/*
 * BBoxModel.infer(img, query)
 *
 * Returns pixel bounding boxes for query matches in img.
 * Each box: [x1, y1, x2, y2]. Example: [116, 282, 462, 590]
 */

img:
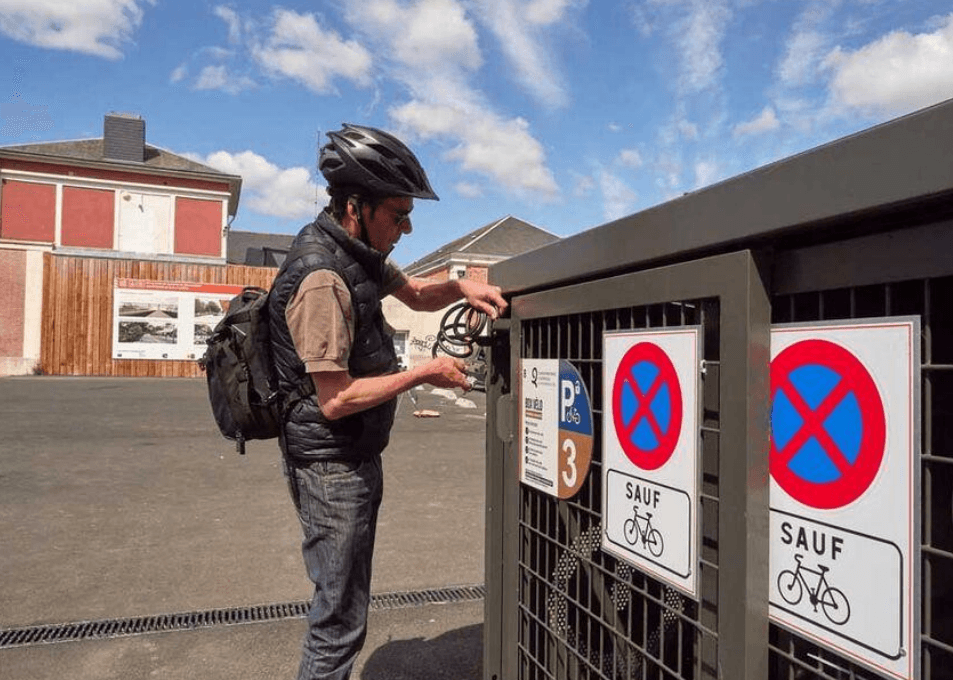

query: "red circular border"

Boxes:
[770, 338, 886, 509]
[612, 342, 683, 471]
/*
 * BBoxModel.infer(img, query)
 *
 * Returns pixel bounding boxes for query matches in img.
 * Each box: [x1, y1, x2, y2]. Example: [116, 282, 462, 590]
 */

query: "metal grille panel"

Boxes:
[769, 276, 953, 680]
[517, 300, 719, 680]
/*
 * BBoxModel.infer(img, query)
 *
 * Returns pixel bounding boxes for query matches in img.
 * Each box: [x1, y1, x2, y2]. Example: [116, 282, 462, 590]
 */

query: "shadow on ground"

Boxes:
[360, 623, 482, 680]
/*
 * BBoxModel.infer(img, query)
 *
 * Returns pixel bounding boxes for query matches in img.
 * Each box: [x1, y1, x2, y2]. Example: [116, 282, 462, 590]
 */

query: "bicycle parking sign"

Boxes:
[769, 319, 920, 680]
[519, 359, 594, 499]
[602, 327, 701, 599]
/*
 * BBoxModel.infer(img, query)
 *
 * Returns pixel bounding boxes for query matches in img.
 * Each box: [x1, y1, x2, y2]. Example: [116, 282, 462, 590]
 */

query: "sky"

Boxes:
[1, 1, 953, 267]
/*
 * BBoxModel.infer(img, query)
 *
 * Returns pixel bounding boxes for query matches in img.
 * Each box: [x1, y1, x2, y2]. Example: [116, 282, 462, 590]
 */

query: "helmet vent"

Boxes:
[373, 144, 398, 160]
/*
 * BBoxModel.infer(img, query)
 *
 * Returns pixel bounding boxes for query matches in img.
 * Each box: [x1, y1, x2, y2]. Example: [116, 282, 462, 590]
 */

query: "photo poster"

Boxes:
[112, 278, 246, 361]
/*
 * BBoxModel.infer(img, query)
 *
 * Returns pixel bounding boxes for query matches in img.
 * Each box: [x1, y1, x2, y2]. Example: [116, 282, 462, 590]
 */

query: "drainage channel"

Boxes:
[0, 583, 485, 649]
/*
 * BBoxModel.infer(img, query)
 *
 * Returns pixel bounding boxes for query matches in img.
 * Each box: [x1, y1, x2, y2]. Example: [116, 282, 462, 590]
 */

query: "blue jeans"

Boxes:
[284, 454, 384, 680]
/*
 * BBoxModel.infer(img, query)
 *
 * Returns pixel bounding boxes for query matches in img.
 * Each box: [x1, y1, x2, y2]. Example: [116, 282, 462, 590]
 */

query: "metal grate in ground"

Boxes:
[0, 583, 485, 649]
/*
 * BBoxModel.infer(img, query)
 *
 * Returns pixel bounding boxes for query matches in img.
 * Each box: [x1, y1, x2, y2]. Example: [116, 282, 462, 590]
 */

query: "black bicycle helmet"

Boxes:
[319, 123, 439, 200]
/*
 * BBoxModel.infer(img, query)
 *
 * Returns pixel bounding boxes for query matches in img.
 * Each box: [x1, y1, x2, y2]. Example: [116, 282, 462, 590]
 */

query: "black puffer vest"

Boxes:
[268, 211, 399, 461]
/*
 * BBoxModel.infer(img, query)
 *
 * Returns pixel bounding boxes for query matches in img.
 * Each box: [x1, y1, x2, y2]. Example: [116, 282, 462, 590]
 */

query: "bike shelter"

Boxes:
[482, 99, 953, 680]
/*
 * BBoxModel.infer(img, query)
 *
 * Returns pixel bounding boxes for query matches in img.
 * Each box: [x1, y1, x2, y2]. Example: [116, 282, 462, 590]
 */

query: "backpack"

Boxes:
[199, 286, 281, 454]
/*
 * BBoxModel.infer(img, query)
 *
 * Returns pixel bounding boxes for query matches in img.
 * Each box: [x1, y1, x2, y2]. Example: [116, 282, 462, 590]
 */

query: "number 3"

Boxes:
[561, 438, 577, 488]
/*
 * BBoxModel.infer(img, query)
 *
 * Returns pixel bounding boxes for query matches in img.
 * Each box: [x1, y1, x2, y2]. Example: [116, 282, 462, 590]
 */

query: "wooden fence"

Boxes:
[40, 253, 276, 377]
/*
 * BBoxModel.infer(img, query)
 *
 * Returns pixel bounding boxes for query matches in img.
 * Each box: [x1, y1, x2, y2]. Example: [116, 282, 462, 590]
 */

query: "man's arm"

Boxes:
[391, 276, 508, 318]
[312, 357, 469, 420]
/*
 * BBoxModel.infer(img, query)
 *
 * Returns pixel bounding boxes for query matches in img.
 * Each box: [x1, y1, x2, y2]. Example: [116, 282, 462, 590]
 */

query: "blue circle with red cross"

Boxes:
[771, 338, 885, 509]
[612, 342, 683, 470]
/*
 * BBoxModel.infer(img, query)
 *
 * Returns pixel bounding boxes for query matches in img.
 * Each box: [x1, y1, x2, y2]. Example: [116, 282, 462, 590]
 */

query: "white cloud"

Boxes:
[470, 0, 571, 109]
[825, 13, 953, 117]
[677, 118, 698, 140]
[193, 65, 255, 94]
[526, 0, 576, 26]
[693, 159, 719, 190]
[350, 0, 480, 74]
[617, 148, 643, 168]
[733, 106, 780, 137]
[776, 1, 836, 88]
[0, 0, 152, 59]
[600, 170, 638, 221]
[214, 5, 242, 44]
[198, 150, 320, 220]
[253, 8, 373, 93]
[654, 152, 683, 196]
[343, 0, 560, 199]
[456, 182, 484, 198]
[391, 101, 558, 197]
[170, 64, 187, 84]
[571, 172, 595, 197]
[672, 0, 732, 94]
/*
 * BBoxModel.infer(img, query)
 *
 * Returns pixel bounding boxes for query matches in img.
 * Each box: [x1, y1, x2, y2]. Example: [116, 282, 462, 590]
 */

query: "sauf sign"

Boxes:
[769, 319, 920, 680]
[601, 328, 702, 599]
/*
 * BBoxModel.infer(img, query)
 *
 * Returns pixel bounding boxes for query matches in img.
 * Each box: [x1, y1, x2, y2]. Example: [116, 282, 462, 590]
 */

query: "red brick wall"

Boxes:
[410, 266, 488, 283]
[0, 249, 25, 356]
[0, 180, 55, 242]
[62, 186, 114, 248]
[419, 270, 448, 283]
[1, 158, 230, 196]
[466, 266, 488, 283]
[174, 197, 222, 256]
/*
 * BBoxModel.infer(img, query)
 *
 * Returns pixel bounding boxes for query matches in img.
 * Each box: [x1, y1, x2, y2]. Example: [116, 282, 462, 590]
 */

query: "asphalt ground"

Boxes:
[0, 376, 488, 680]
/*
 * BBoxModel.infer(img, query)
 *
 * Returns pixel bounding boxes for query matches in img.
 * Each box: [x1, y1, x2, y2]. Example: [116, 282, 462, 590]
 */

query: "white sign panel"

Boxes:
[602, 328, 701, 598]
[769, 318, 919, 680]
[519, 359, 594, 499]
[113, 279, 244, 361]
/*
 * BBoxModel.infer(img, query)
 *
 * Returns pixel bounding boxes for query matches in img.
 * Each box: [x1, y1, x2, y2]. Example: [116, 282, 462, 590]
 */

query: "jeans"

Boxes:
[284, 454, 384, 680]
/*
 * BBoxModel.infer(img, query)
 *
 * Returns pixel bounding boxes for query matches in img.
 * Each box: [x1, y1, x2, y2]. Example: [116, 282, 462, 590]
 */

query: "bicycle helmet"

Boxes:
[319, 123, 439, 200]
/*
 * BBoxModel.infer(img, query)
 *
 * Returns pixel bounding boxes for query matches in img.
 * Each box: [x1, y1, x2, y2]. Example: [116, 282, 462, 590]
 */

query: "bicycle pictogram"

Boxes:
[777, 554, 851, 626]
[623, 505, 664, 558]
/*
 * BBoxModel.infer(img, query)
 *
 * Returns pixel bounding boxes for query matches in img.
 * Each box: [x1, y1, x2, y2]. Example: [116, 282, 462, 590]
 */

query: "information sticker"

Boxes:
[520, 359, 594, 499]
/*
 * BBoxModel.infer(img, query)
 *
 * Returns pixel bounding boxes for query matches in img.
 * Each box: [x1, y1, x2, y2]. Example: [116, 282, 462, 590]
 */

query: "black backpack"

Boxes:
[199, 286, 282, 454]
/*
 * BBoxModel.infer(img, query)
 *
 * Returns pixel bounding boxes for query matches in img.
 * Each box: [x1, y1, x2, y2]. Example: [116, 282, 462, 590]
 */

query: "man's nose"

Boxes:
[401, 218, 413, 235]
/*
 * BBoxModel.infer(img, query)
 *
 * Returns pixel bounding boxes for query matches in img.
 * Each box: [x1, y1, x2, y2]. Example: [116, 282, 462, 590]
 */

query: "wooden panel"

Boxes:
[40, 254, 276, 376]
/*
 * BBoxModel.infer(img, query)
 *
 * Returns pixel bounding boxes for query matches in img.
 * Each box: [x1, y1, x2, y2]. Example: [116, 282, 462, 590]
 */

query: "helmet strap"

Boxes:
[349, 196, 395, 257]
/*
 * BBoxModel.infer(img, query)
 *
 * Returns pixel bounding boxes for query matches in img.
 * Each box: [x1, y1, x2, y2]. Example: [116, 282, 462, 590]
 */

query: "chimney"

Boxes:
[103, 113, 145, 162]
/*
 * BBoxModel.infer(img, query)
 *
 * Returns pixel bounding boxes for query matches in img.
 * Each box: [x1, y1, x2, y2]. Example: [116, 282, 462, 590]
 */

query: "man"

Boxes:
[267, 123, 507, 680]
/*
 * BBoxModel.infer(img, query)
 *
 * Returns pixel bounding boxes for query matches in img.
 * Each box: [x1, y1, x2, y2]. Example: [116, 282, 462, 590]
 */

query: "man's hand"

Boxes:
[420, 356, 471, 390]
[458, 279, 507, 319]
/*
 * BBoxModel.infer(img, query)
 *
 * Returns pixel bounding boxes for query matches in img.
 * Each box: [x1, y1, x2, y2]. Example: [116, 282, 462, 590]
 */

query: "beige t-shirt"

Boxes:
[285, 260, 407, 374]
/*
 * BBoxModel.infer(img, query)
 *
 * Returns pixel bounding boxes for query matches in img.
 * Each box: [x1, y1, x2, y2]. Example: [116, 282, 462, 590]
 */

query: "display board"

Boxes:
[112, 279, 244, 361]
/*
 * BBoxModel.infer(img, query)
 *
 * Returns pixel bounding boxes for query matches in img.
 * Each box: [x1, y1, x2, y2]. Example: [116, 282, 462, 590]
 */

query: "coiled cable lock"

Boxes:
[431, 302, 492, 388]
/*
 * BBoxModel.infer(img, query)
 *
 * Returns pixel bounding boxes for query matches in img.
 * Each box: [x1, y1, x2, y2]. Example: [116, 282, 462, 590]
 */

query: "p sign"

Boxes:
[602, 327, 701, 599]
[769, 318, 919, 680]
[520, 359, 594, 499]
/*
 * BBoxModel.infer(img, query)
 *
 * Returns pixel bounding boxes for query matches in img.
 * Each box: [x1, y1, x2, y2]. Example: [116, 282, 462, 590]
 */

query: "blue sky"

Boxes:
[2, 0, 952, 266]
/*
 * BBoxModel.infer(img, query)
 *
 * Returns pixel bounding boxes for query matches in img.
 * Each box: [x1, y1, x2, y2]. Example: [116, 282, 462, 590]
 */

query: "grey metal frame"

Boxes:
[485, 98, 953, 680]
[485, 250, 771, 680]
[768, 227, 953, 680]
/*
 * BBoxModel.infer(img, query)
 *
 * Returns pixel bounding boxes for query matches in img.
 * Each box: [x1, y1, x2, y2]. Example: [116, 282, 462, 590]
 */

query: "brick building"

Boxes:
[384, 215, 560, 369]
[0, 113, 246, 376]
